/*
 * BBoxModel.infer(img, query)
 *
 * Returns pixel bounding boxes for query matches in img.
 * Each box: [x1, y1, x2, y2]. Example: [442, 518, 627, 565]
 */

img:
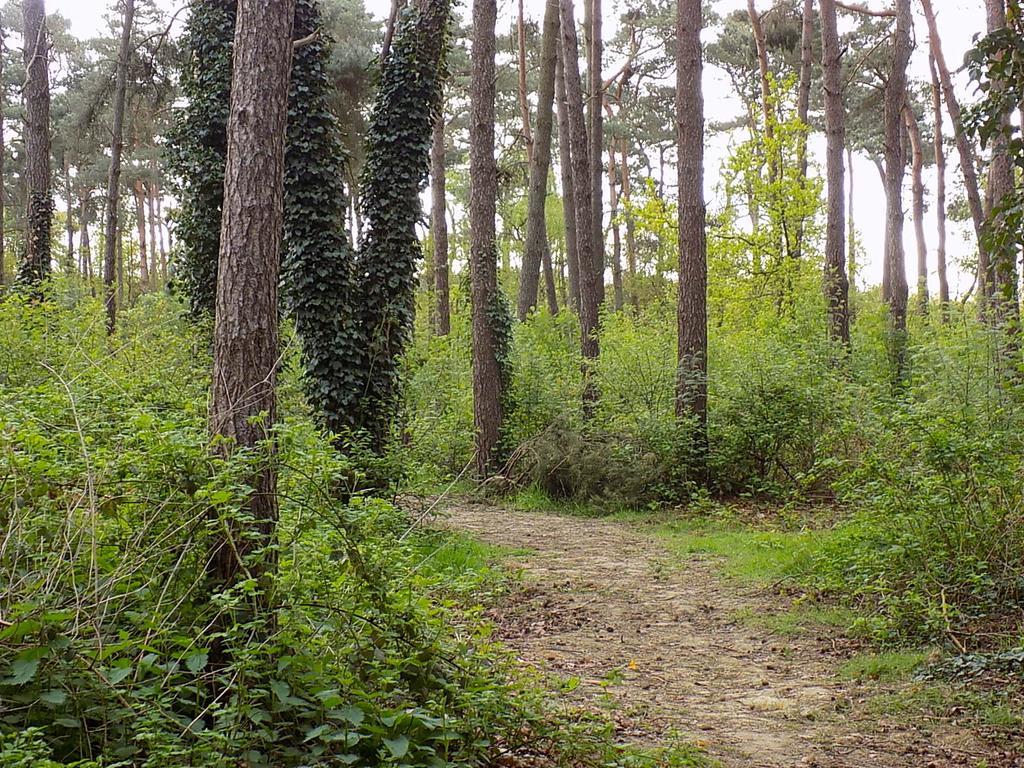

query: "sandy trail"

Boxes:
[434, 499, 998, 768]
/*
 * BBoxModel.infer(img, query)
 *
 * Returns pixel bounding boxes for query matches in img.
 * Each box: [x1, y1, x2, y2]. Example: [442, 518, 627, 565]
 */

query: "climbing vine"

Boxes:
[353, 0, 451, 448]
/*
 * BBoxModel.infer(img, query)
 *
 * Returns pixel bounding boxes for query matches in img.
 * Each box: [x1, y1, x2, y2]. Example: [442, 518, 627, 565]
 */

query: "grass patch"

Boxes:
[735, 604, 858, 637]
[867, 681, 1024, 737]
[838, 650, 931, 682]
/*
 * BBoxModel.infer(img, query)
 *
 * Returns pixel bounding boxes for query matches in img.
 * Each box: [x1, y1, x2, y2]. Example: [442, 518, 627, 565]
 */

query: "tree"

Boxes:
[469, 0, 509, 474]
[928, 53, 949, 319]
[554, 47, 581, 310]
[589, 0, 604, 306]
[208, 0, 294, 590]
[560, 0, 601, 408]
[0, 27, 5, 288]
[903, 104, 928, 315]
[883, 0, 911, 380]
[516, 0, 558, 320]
[431, 111, 451, 335]
[676, 0, 706, 440]
[18, 0, 52, 287]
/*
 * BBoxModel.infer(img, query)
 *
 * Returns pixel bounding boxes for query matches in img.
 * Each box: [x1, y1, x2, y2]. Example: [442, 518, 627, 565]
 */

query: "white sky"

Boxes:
[50, 0, 988, 295]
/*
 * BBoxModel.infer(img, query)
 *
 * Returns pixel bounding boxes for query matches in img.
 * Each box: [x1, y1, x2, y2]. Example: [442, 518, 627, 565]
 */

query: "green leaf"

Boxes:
[39, 689, 67, 705]
[383, 735, 409, 759]
[2, 657, 40, 686]
[270, 679, 290, 703]
[106, 665, 133, 685]
[186, 651, 209, 674]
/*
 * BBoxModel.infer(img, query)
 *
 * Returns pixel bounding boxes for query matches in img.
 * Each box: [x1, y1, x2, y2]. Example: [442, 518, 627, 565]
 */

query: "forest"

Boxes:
[1, 0, 1023, 765]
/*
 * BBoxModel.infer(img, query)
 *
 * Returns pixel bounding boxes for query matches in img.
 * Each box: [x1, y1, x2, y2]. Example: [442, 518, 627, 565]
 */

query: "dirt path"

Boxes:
[435, 500, 999, 768]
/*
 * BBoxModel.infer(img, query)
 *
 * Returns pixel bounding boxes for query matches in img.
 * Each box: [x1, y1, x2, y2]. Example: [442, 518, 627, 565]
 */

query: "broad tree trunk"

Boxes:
[103, 0, 134, 331]
[820, 0, 850, 345]
[589, 0, 604, 306]
[929, 53, 949, 320]
[469, 0, 505, 473]
[921, 0, 987, 311]
[554, 42, 581, 310]
[904, 106, 928, 316]
[883, 0, 912, 381]
[676, 0, 707, 439]
[559, 0, 600, 410]
[209, 0, 294, 591]
[20, 0, 52, 287]
[517, 0, 559, 320]
[134, 178, 149, 290]
[430, 113, 451, 335]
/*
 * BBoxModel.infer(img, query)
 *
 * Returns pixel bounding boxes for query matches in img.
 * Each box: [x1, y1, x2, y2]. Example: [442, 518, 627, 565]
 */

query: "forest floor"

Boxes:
[431, 498, 1021, 768]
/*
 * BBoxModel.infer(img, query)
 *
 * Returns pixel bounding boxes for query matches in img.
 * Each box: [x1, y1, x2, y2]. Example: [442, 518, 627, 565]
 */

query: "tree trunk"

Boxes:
[676, 0, 707, 438]
[820, 0, 850, 345]
[920, 0, 987, 311]
[619, 137, 636, 280]
[904, 105, 928, 315]
[559, 0, 600, 410]
[103, 0, 134, 331]
[154, 179, 167, 281]
[469, 0, 505, 474]
[846, 146, 855, 291]
[430, 112, 451, 335]
[929, 52, 949, 320]
[64, 156, 74, 272]
[516, 0, 533, 160]
[883, 0, 911, 381]
[589, 0, 604, 306]
[517, 0, 559, 320]
[19, 0, 52, 287]
[795, 0, 813, 262]
[747, 0, 776, 181]
[608, 148, 623, 311]
[542, 245, 559, 314]
[80, 196, 91, 283]
[134, 178, 149, 290]
[146, 181, 159, 287]
[985, 0, 1019, 333]
[555, 45, 581, 310]
[209, 0, 294, 591]
[0, 27, 5, 287]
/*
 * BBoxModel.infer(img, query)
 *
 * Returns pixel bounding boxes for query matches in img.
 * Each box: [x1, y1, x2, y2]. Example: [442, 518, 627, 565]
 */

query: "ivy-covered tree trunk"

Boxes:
[883, 0, 911, 382]
[355, 0, 451, 448]
[820, 0, 849, 346]
[469, 0, 508, 474]
[516, 0, 559, 321]
[554, 48, 581, 311]
[559, 0, 600, 411]
[103, 0, 134, 330]
[431, 113, 451, 336]
[929, 54, 950, 321]
[676, 0, 707, 440]
[19, 0, 53, 288]
[209, 0, 294, 591]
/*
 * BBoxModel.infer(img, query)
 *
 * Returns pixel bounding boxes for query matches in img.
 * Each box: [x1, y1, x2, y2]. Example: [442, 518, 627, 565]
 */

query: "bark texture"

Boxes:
[517, 0, 559, 320]
[929, 53, 949, 319]
[20, 0, 52, 287]
[589, 0, 604, 306]
[820, 0, 849, 345]
[208, 0, 295, 588]
[430, 113, 451, 335]
[676, 0, 707, 433]
[904, 106, 928, 315]
[555, 44, 581, 310]
[469, 0, 505, 474]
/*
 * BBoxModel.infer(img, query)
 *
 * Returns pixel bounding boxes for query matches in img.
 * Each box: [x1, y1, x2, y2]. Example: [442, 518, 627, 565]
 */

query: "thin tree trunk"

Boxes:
[920, 0, 987, 311]
[555, 46, 581, 310]
[884, 0, 912, 381]
[846, 146, 855, 290]
[619, 137, 636, 279]
[0, 28, 5, 287]
[63, 155, 74, 272]
[80, 196, 91, 285]
[747, 0, 776, 181]
[208, 0, 294, 592]
[134, 178, 149, 290]
[589, 0, 604, 306]
[904, 106, 928, 315]
[795, 0, 813, 261]
[103, 0, 134, 331]
[542, 244, 559, 314]
[821, 0, 850, 345]
[146, 181, 160, 287]
[560, 0, 600, 411]
[676, 0, 707, 438]
[516, 0, 533, 159]
[608, 147, 623, 311]
[469, 0, 505, 474]
[431, 112, 451, 336]
[929, 52, 949, 320]
[517, 0, 559, 320]
[20, 0, 52, 287]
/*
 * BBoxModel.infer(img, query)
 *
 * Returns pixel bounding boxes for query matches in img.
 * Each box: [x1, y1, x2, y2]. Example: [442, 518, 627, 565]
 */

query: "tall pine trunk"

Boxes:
[517, 0, 559, 320]
[820, 0, 849, 345]
[588, 0, 604, 306]
[20, 0, 52, 287]
[469, 0, 505, 473]
[676, 0, 707, 439]
[904, 106, 928, 316]
[103, 0, 134, 331]
[208, 0, 294, 591]
[929, 53, 949, 320]
[430, 113, 451, 335]
[134, 178, 149, 290]
[555, 45, 581, 310]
